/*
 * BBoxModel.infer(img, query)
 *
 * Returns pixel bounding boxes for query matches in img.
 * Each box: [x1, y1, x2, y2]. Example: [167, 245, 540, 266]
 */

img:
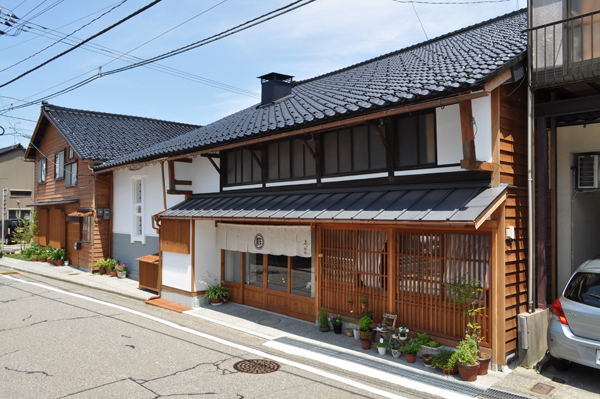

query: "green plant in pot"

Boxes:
[329, 315, 343, 334]
[432, 349, 458, 374]
[374, 338, 389, 356]
[204, 283, 230, 305]
[318, 308, 329, 332]
[403, 340, 422, 363]
[358, 314, 374, 341]
[390, 339, 404, 358]
[454, 335, 480, 381]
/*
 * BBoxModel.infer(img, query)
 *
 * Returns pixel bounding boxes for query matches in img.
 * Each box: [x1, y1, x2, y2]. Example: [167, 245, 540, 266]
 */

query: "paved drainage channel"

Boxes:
[274, 337, 534, 399]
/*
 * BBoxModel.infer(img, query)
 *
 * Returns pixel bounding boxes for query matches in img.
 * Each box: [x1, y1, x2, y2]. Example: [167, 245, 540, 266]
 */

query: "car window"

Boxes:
[564, 272, 600, 309]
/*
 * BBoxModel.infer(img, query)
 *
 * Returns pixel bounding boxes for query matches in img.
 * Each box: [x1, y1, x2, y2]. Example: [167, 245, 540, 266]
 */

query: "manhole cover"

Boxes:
[258, 317, 281, 326]
[0, 272, 21, 276]
[530, 383, 555, 395]
[233, 359, 280, 374]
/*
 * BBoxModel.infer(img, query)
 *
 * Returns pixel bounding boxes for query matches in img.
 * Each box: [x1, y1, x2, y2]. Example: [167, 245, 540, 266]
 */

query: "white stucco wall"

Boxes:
[556, 124, 600, 294]
[194, 220, 220, 291]
[162, 251, 192, 291]
[191, 156, 220, 194]
[435, 104, 463, 165]
[472, 95, 492, 163]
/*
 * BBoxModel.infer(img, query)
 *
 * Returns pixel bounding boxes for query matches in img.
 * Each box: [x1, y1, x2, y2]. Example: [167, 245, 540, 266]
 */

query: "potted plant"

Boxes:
[329, 315, 343, 334]
[454, 335, 480, 381]
[50, 248, 65, 266]
[422, 353, 433, 367]
[347, 294, 353, 304]
[390, 339, 403, 358]
[444, 276, 490, 374]
[317, 308, 329, 332]
[345, 327, 354, 337]
[432, 349, 458, 375]
[403, 340, 422, 363]
[204, 283, 230, 305]
[104, 258, 118, 276]
[414, 332, 442, 357]
[115, 263, 127, 278]
[95, 258, 107, 275]
[358, 314, 374, 341]
[398, 326, 409, 340]
[374, 338, 389, 356]
[360, 295, 368, 309]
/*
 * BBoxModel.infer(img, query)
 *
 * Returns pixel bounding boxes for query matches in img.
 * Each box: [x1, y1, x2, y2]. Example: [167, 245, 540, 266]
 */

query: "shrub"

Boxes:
[318, 309, 329, 328]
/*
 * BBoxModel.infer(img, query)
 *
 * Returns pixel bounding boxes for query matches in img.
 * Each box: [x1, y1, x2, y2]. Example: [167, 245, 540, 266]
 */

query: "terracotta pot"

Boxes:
[457, 360, 480, 382]
[360, 339, 371, 350]
[442, 366, 458, 375]
[99, 267, 107, 275]
[333, 324, 343, 334]
[422, 354, 433, 367]
[56, 260, 63, 266]
[345, 328, 354, 337]
[40, 257, 47, 262]
[211, 297, 223, 305]
[405, 353, 417, 363]
[478, 355, 491, 375]
[359, 330, 373, 341]
[111, 270, 118, 277]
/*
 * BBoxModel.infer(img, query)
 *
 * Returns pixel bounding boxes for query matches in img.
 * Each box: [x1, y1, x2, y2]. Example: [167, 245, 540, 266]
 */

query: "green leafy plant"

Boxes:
[454, 335, 479, 366]
[360, 296, 368, 305]
[318, 308, 329, 328]
[403, 340, 422, 355]
[398, 326, 408, 336]
[432, 349, 456, 370]
[12, 214, 36, 252]
[204, 284, 230, 300]
[390, 339, 404, 350]
[374, 339, 389, 349]
[329, 315, 343, 326]
[358, 314, 374, 332]
[104, 258, 119, 271]
[444, 275, 485, 352]
[115, 263, 128, 272]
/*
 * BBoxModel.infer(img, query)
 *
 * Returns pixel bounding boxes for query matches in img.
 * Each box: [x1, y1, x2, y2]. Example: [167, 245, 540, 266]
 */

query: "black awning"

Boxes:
[160, 183, 507, 228]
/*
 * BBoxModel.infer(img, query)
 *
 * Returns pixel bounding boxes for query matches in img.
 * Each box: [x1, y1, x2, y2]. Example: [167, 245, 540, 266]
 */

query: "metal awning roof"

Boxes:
[160, 183, 507, 229]
[28, 199, 79, 207]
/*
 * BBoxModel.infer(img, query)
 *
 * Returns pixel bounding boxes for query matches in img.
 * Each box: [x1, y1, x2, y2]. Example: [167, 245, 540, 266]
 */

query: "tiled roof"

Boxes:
[36, 104, 201, 161]
[0, 143, 25, 157]
[96, 10, 527, 170]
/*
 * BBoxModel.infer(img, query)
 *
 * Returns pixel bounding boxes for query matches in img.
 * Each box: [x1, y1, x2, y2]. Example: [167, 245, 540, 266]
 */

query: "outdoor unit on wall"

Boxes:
[578, 154, 600, 189]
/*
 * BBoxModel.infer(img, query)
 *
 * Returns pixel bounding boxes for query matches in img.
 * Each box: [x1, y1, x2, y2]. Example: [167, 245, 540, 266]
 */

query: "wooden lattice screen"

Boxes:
[320, 226, 492, 347]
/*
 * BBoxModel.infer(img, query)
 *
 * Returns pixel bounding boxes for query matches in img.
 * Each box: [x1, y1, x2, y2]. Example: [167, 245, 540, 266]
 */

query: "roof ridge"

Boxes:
[42, 103, 200, 128]
[295, 8, 526, 86]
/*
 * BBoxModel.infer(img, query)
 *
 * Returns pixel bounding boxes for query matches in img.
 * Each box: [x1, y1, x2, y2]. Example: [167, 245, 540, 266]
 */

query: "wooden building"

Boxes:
[24, 103, 199, 268]
[95, 11, 529, 366]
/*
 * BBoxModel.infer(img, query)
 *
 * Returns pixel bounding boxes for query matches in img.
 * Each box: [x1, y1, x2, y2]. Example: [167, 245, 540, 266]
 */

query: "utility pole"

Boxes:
[1, 187, 7, 254]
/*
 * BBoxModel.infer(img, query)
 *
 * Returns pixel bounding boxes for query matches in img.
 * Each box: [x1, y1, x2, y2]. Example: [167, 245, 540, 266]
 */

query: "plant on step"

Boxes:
[201, 273, 230, 300]
[454, 335, 479, 366]
[329, 315, 343, 326]
[358, 314, 374, 332]
[318, 308, 329, 328]
[42, 244, 54, 258]
[55, 248, 65, 260]
[414, 332, 440, 348]
[403, 340, 422, 355]
[444, 275, 485, 353]
[104, 258, 119, 272]
[115, 263, 128, 273]
[432, 349, 456, 370]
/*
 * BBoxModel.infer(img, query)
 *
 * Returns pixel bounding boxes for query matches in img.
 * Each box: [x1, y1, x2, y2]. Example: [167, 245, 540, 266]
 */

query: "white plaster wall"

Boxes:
[556, 124, 600, 294]
[113, 163, 185, 237]
[435, 103, 463, 165]
[194, 220, 221, 290]
[191, 156, 220, 194]
[472, 95, 492, 163]
[162, 251, 192, 291]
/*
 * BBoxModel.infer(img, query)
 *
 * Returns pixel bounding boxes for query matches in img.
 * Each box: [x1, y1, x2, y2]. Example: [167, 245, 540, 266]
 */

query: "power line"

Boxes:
[0, 0, 315, 112]
[2, 0, 64, 35]
[0, 0, 164, 88]
[392, 0, 510, 4]
[0, 0, 129, 73]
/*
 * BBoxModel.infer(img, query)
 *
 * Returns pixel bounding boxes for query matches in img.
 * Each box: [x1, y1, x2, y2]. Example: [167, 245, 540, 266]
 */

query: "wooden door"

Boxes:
[66, 221, 79, 267]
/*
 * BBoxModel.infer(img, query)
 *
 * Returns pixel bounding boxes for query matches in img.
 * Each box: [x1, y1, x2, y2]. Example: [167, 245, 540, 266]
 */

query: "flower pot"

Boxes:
[457, 360, 480, 382]
[360, 339, 371, 350]
[353, 329, 361, 340]
[212, 298, 223, 305]
[40, 257, 47, 262]
[391, 349, 402, 358]
[99, 267, 107, 275]
[117, 271, 126, 279]
[405, 353, 417, 363]
[56, 260, 63, 266]
[333, 324, 343, 334]
[442, 366, 458, 375]
[477, 355, 491, 375]
[345, 328, 354, 337]
[377, 346, 387, 355]
[422, 354, 433, 367]
[111, 270, 118, 277]
[319, 326, 330, 332]
[418, 345, 442, 357]
[359, 330, 373, 341]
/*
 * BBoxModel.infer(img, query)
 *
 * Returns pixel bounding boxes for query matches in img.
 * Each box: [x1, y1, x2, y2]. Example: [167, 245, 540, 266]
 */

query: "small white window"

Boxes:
[65, 162, 78, 187]
[37, 158, 47, 183]
[131, 177, 145, 243]
[82, 216, 93, 242]
[55, 150, 65, 179]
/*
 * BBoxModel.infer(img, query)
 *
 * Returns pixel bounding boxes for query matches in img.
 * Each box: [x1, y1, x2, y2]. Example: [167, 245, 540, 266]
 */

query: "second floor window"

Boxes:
[65, 162, 78, 187]
[55, 150, 65, 179]
[396, 111, 436, 168]
[37, 158, 46, 183]
[226, 149, 261, 185]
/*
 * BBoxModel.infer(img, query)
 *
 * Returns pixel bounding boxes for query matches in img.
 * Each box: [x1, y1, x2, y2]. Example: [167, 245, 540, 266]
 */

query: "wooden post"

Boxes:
[491, 88, 501, 187]
[492, 203, 506, 366]
[387, 227, 396, 314]
[459, 100, 477, 162]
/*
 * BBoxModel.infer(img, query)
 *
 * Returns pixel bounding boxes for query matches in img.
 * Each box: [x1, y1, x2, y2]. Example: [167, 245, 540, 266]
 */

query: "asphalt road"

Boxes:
[0, 266, 439, 399]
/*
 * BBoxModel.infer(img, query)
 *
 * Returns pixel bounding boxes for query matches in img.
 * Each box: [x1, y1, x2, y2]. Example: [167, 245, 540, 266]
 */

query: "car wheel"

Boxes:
[550, 355, 572, 371]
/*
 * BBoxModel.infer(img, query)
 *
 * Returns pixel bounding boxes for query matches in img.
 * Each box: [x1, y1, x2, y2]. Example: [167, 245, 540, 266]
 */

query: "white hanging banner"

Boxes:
[217, 223, 311, 258]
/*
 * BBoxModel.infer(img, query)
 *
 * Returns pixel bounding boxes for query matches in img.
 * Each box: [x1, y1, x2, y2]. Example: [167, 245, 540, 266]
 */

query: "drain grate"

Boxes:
[478, 388, 536, 399]
[0, 272, 21, 276]
[530, 383, 555, 395]
[233, 359, 280, 374]
[258, 317, 281, 326]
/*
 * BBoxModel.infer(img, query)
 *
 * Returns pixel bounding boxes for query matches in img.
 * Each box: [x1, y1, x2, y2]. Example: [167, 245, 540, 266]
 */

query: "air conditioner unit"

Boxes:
[578, 154, 599, 189]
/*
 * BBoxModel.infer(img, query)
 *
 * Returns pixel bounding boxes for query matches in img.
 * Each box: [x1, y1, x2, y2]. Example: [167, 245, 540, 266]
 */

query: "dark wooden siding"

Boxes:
[160, 219, 190, 254]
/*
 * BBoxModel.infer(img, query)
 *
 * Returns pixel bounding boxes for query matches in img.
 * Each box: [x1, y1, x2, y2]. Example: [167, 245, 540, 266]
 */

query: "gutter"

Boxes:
[527, 0, 535, 313]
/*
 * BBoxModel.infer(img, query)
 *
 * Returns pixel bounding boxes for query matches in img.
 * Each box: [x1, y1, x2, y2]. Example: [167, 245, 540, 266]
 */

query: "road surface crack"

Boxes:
[5, 366, 52, 376]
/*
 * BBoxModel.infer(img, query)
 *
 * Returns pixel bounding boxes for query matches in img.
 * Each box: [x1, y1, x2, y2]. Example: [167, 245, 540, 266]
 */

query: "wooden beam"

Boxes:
[160, 161, 167, 210]
[371, 124, 388, 151]
[249, 149, 263, 169]
[167, 160, 175, 191]
[167, 189, 193, 195]
[174, 179, 192, 186]
[201, 153, 221, 158]
[491, 88, 501, 187]
[206, 156, 220, 174]
[460, 160, 495, 172]
[491, 202, 506, 366]
[300, 139, 318, 161]
[459, 100, 476, 162]
[174, 158, 193, 163]
[474, 189, 507, 230]
[483, 69, 512, 92]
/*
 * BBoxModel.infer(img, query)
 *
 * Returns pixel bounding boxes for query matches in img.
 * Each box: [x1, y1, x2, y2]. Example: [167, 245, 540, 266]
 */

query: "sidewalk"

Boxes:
[1, 256, 598, 399]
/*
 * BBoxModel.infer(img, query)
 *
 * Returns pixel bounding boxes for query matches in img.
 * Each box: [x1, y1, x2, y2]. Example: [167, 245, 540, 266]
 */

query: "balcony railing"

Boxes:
[531, 9, 600, 88]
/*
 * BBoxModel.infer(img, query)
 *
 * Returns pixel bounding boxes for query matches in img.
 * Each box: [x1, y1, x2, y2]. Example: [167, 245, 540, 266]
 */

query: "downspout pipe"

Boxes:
[527, 0, 535, 314]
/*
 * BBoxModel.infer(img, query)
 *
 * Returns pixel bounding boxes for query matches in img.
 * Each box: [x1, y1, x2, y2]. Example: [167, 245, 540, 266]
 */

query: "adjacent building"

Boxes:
[0, 144, 34, 227]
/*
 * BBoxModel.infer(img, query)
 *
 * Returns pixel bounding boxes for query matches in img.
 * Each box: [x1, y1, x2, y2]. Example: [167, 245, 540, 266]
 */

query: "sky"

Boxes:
[0, 0, 527, 149]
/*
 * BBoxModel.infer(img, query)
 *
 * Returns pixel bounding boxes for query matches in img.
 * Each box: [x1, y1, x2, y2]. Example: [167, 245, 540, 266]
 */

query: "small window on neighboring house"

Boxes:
[9, 190, 32, 197]
[21, 210, 31, 220]
[132, 177, 145, 243]
[68, 147, 74, 159]
[8, 210, 18, 219]
[82, 216, 93, 243]
[65, 161, 78, 187]
[55, 150, 65, 180]
[37, 158, 47, 183]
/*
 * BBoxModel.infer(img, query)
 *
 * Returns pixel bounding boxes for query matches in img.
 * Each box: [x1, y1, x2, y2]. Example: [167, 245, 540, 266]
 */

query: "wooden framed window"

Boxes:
[55, 150, 65, 180]
[131, 177, 145, 243]
[395, 111, 436, 168]
[268, 139, 316, 181]
[65, 161, 78, 187]
[68, 147, 74, 160]
[226, 149, 261, 185]
[322, 125, 386, 176]
[81, 216, 93, 243]
[37, 158, 46, 184]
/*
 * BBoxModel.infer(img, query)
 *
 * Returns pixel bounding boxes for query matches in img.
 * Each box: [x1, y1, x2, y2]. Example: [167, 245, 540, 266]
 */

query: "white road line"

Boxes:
[3, 276, 410, 399]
